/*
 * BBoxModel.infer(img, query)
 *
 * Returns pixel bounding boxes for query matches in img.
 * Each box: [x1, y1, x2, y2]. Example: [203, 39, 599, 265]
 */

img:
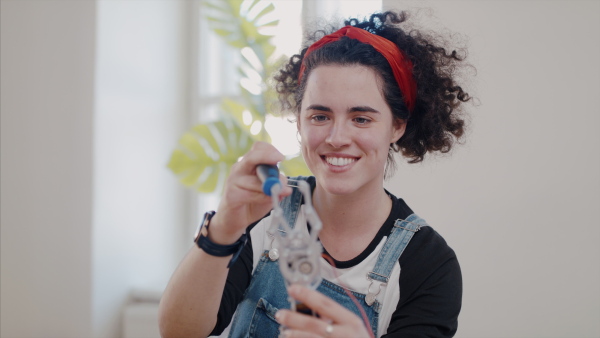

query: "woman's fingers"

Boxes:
[276, 310, 330, 338]
[213, 141, 293, 234]
[279, 174, 293, 198]
[227, 142, 292, 199]
[236, 141, 285, 173]
[276, 285, 372, 338]
[277, 312, 362, 338]
[279, 328, 322, 338]
[287, 285, 359, 325]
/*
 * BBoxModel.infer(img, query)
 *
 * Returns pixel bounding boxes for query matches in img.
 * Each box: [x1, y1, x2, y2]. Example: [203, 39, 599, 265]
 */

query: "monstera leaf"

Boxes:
[204, 0, 278, 60]
[168, 0, 310, 194]
[220, 97, 271, 143]
[168, 117, 254, 192]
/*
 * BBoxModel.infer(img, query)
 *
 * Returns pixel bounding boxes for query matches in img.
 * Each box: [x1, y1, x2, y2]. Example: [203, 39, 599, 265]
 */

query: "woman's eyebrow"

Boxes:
[306, 104, 332, 112]
[305, 104, 380, 113]
[349, 106, 380, 113]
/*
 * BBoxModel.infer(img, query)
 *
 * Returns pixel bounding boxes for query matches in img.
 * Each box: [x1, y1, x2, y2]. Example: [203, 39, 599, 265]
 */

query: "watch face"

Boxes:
[194, 211, 214, 242]
[194, 222, 203, 242]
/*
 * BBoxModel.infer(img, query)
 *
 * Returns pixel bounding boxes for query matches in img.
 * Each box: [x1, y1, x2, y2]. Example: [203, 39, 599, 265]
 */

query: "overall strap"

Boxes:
[367, 213, 426, 283]
[279, 176, 311, 230]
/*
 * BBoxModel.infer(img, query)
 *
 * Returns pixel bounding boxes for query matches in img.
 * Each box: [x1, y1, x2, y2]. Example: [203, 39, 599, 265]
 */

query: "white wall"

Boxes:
[382, 1, 600, 337]
[1, 1, 190, 337]
[93, 1, 189, 337]
[0, 1, 96, 337]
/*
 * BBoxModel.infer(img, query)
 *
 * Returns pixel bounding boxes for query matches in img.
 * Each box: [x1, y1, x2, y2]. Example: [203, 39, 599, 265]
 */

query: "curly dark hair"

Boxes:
[274, 11, 473, 169]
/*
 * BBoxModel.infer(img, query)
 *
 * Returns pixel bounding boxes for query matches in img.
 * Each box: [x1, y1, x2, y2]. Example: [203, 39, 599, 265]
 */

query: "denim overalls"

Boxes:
[227, 177, 425, 338]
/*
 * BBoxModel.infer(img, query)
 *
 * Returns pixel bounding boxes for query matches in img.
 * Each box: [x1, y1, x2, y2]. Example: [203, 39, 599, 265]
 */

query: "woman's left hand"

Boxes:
[275, 284, 374, 338]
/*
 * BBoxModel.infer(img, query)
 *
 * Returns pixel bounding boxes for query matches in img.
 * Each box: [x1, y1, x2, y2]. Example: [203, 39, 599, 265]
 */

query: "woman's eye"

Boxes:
[354, 117, 371, 125]
[311, 115, 328, 122]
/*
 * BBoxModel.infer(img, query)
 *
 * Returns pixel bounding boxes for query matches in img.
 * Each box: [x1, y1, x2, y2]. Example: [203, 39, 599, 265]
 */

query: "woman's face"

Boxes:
[298, 64, 405, 196]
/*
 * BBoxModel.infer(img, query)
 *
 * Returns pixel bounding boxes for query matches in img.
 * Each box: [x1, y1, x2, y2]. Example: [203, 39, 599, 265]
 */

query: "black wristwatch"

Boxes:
[194, 211, 247, 268]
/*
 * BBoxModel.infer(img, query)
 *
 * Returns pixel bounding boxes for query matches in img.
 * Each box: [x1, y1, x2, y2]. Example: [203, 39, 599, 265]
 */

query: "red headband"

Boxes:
[298, 26, 417, 113]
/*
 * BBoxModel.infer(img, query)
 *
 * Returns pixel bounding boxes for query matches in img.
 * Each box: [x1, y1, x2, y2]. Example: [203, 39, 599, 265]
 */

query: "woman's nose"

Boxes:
[325, 121, 351, 148]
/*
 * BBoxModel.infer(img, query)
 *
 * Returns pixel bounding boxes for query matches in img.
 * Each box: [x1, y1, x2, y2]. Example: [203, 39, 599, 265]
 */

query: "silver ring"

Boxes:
[325, 323, 334, 336]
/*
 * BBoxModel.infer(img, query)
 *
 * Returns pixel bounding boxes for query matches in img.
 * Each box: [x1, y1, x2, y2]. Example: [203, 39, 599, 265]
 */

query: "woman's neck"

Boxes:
[312, 180, 393, 260]
[313, 182, 392, 236]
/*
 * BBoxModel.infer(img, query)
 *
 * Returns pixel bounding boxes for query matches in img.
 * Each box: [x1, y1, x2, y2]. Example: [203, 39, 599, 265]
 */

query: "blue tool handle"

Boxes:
[256, 164, 281, 196]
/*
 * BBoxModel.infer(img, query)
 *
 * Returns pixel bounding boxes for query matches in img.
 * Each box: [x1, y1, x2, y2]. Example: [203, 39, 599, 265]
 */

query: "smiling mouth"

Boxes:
[323, 156, 358, 167]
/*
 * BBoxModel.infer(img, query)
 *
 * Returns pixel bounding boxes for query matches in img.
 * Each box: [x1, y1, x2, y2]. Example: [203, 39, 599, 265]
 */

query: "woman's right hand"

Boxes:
[159, 141, 291, 337]
[207, 141, 292, 245]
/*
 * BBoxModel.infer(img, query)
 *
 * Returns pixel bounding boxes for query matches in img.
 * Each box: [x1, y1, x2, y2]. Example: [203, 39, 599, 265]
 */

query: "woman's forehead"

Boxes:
[302, 65, 388, 110]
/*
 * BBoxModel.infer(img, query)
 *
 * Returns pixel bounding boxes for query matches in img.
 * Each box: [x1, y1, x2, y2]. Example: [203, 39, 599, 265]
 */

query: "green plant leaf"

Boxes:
[246, 0, 261, 13]
[239, 89, 265, 121]
[280, 155, 311, 177]
[168, 117, 254, 193]
[205, 15, 229, 24]
[203, 1, 228, 14]
[262, 43, 276, 60]
[240, 19, 259, 40]
[220, 98, 256, 138]
[258, 19, 279, 28]
[230, 0, 244, 13]
[221, 98, 247, 123]
[251, 3, 275, 23]
[170, 0, 310, 193]
[240, 48, 264, 74]
[213, 28, 234, 38]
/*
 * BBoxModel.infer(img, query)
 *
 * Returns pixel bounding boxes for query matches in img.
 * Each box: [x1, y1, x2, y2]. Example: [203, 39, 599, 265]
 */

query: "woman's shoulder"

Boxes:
[386, 192, 459, 279]
[386, 191, 456, 262]
[404, 223, 457, 264]
[397, 219, 461, 303]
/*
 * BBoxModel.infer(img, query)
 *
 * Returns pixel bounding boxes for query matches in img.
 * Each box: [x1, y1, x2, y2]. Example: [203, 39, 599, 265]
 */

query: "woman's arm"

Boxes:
[384, 227, 463, 338]
[157, 142, 291, 337]
[158, 241, 236, 337]
[384, 257, 462, 337]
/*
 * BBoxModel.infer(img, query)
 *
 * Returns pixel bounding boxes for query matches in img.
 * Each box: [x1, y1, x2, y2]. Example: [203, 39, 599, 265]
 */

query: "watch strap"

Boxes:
[195, 211, 248, 268]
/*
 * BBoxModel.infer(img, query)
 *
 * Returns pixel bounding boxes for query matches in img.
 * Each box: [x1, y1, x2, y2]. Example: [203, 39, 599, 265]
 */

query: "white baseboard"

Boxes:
[122, 300, 161, 338]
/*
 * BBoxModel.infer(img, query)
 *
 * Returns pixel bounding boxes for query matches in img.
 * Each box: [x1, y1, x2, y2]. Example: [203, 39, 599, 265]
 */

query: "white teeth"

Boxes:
[326, 157, 356, 166]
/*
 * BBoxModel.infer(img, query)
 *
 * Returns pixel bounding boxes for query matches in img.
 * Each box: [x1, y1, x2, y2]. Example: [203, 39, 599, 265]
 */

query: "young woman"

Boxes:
[159, 11, 471, 338]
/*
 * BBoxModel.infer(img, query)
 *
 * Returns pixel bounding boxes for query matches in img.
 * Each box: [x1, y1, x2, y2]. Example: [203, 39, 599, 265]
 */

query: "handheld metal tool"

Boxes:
[257, 164, 324, 313]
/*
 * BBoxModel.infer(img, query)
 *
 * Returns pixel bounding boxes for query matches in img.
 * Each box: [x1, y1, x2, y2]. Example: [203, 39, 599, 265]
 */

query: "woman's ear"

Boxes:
[391, 118, 407, 143]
